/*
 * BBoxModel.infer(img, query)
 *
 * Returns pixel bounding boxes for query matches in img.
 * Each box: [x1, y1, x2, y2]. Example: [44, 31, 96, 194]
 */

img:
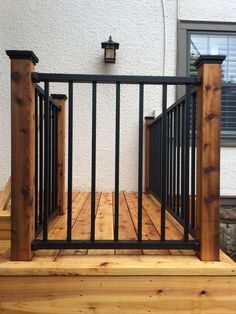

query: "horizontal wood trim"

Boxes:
[0, 275, 235, 314]
[0, 253, 235, 276]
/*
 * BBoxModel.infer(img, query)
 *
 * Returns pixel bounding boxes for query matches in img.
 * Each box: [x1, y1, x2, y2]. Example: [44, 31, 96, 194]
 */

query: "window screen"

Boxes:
[189, 32, 236, 137]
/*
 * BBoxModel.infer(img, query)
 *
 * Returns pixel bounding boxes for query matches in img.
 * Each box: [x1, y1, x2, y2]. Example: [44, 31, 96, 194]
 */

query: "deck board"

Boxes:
[115, 192, 141, 255]
[0, 192, 233, 261]
[88, 192, 114, 255]
[125, 192, 170, 255]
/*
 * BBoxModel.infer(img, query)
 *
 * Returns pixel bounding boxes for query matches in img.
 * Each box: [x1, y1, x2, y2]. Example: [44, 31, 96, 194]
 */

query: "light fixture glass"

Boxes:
[101, 36, 119, 63]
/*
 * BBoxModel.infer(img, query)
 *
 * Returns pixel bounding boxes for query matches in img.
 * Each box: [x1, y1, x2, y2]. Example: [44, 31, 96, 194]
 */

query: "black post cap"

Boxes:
[145, 116, 155, 120]
[51, 94, 67, 101]
[194, 55, 226, 69]
[6, 50, 39, 65]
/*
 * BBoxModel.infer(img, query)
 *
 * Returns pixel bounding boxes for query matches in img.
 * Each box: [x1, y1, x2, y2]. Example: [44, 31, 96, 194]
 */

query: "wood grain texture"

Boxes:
[0, 211, 11, 240]
[0, 177, 11, 211]
[0, 275, 235, 314]
[196, 63, 222, 261]
[10, 59, 36, 261]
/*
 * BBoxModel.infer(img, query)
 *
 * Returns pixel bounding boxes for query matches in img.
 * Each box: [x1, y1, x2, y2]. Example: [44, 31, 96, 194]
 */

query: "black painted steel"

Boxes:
[39, 95, 43, 226]
[35, 90, 39, 232]
[191, 92, 197, 229]
[114, 82, 120, 241]
[180, 102, 185, 220]
[184, 86, 191, 241]
[176, 105, 180, 216]
[67, 82, 73, 241]
[138, 83, 144, 241]
[91, 82, 97, 242]
[161, 84, 167, 241]
[33, 71, 200, 251]
[32, 239, 199, 251]
[173, 108, 177, 213]
[149, 87, 198, 240]
[35, 84, 61, 110]
[34, 83, 61, 237]
[32, 72, 201, 85]
[43, 81, 50, 241]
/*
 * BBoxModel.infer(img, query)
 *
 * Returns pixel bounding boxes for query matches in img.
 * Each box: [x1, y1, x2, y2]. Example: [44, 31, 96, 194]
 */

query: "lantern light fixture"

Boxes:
[101, 36, 119, 63]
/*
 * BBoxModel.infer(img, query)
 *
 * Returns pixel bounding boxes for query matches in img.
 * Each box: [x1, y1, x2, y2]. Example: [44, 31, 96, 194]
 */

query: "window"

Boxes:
[178, 21, 236, 143]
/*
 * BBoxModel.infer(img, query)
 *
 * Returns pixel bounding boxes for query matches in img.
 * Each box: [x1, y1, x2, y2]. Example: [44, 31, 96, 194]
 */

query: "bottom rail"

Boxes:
[32, 239, 199, 251]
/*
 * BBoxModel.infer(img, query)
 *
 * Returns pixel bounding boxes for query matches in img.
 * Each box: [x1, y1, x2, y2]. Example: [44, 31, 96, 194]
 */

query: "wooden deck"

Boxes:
[38, 191, 195, 256]
[0, 192, 236, 313]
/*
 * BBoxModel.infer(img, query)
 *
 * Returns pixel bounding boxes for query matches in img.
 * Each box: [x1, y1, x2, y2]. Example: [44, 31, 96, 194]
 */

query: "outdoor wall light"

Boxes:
[101, 36, 119, 63]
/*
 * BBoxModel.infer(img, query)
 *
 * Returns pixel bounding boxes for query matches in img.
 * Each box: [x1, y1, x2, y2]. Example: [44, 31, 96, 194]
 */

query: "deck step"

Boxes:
[0, 209, 10, 240]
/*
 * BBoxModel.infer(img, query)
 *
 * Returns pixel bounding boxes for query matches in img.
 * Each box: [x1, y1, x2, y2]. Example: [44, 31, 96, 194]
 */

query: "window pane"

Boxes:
[208, 36, 227, 55]
[189, 32, 236, 136]
[190, 34, 208, 55]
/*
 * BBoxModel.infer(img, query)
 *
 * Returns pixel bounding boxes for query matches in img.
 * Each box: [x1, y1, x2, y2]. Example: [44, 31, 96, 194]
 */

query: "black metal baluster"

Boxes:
[67, 81, 73, 241]
[176, 104, 181, 216]
[184, 86, 190, 241]
[52, 106, 56, 213]
[48, 102, 52, 217]
[159, 119, 162, 199]
[39, 95, 43, 226]
[191, 92, 197, 229]
[138, 83, 144, 242]
[91, 82, 97, 242]
[43, 81, 50, 241]
[55, 108, 58, 213]
[173, 108, 177, 212]
[156, 121, 158, 197]
[35, 90, 39, 233]
[166, 114, 169, 206]
[161, 84, 167, 241]
[114, 82, 120, 241]
[170, 111, 173, 210]
[181, 101, 185, 220]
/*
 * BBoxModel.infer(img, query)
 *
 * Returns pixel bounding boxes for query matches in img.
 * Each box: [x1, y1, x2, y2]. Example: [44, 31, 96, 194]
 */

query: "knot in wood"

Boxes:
[205, 113, 216, 121]
[204, 166, 214, 173]
[16, 97, 23, 105]
[11, 72, 20, 81]
[205, 84, 211, 91]
[200, 290, 207, 295]
[205, 195, 213, 203]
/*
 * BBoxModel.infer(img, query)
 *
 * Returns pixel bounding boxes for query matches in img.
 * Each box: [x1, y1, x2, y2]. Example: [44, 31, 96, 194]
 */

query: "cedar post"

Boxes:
[195, 55, 225, 261]
[144, 116, 155, 193]
[6, 50, 39, 261]
[51, 94, 67, 215]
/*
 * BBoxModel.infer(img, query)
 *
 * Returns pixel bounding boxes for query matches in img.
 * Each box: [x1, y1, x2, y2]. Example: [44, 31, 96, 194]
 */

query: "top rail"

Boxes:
[35, 84, 61, 110]
[32, 72, 201, 85]
[149, 87, 197, 126]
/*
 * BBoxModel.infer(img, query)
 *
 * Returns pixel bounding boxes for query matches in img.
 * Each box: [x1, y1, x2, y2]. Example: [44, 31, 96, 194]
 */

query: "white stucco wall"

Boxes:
[0, 0, 236, 195]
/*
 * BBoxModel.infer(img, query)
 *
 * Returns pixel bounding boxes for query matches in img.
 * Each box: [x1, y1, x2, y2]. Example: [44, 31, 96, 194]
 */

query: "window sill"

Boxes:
[221, 138, 236, 147]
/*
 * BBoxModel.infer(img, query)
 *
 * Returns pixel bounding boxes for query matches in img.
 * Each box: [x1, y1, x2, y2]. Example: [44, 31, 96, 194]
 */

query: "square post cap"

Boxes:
[144, 116, 155, 120]
[51, 94, 67, 101]
[6, 50, 39, 65]
[194, 55, 226, 69]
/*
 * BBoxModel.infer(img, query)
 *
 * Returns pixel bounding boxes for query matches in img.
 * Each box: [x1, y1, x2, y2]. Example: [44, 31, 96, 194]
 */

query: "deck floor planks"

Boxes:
[125, 192, 170, 255]
[34, 192, 89, 259]
[141, 193, 195, 255]
[115, 192, 142, 255]
[59, 192, 101, 256]
[1, 192, 198, 258]
[88, 192, 114, 255]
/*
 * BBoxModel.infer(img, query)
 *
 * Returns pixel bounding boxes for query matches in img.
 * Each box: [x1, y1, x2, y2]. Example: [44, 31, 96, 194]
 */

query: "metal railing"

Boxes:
[34, 84, 61, 236]
[31, 73, 200, 251]
[148, 88, 197, 238]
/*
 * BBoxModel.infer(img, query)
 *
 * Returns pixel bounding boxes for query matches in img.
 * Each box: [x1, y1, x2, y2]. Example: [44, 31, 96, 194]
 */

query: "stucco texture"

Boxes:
[0, 0, 235, 195]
